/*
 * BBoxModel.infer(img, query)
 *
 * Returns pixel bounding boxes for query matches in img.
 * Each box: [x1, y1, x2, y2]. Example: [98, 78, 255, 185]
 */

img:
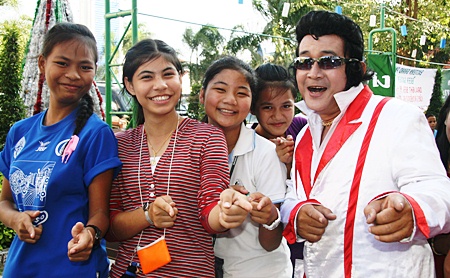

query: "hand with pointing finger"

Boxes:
[248, 192, 276, 225]
[364, 193, 413, 243]
[218, 188, 252, 229]
[67, 222, 94, 261]
[12, 210, 43, 244]
[271, 135, 295, 164]
[297, 204, 336, 243]
[150, 195, 178, 228]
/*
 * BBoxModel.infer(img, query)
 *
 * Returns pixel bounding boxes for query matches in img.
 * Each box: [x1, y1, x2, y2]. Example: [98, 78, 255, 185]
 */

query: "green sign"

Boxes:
[442, 69, 450, 102]
[367, 54, 395, 97]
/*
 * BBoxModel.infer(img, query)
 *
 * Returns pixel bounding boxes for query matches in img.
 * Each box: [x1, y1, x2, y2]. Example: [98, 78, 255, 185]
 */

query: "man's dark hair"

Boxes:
[294, 10, 374, 90]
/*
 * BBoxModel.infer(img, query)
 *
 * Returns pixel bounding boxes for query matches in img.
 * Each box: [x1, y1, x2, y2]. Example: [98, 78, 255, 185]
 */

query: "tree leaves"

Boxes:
[0, 21, 26, 150]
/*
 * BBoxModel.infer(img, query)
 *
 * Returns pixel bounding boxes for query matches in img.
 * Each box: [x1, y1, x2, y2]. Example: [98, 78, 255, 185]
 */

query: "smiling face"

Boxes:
[124, 56, 182, 118]
[253, 87, 295, 139]
[38, 39, 96, 109]
[295, 34, 347, 120]
[200, 69, 252, 133]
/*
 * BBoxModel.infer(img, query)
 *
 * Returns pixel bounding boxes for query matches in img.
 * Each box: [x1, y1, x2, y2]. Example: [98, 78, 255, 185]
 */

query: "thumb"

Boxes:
[168, 201, 176, 217]
[314, 206, 336, 223]
[25, 210, 41, 219]
[256, 196, 271, 211]
[233, 193, 252, 212]
[24, 211, 41, 238]
[393, 199, 405, 212]
[390, 194, 406, 212]
[230, 184, 249, 195]
[71, 222, 85, 238]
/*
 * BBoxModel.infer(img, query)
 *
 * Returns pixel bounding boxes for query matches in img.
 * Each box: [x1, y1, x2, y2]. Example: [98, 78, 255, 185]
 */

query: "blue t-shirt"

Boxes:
[0, 109, 122, 278]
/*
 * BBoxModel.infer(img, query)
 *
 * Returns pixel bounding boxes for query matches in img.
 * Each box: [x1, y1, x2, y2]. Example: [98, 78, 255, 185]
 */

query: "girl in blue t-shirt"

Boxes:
[0, 22, 121, 277]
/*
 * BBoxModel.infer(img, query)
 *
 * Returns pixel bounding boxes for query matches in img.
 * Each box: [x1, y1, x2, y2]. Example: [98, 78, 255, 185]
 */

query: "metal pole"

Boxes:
[104, 0, 138, 128]
[105, 0, 112, 126]
[368, 2, 397, 74]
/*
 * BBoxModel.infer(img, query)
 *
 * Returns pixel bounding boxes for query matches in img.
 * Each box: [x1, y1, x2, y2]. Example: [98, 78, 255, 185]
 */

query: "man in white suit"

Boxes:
[280, 10, 450, 278]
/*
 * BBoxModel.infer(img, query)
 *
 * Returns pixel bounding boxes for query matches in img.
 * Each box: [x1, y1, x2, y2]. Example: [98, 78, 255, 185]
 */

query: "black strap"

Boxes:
[229, 156, 238, 178]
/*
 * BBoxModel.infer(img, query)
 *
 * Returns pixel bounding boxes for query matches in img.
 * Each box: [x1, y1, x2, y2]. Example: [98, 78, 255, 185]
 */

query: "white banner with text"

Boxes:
[395, 64, 437, 111]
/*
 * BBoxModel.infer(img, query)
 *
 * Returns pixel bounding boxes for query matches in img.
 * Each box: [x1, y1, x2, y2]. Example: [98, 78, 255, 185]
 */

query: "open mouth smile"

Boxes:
[151, 95, 170, 101]
[307, 86, 327, 93]
[218, 108, 237, 115]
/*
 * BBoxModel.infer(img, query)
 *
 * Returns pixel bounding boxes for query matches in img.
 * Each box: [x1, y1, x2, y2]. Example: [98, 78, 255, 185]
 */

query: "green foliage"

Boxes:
[430, 47, 450, 66]
[96, 23, 152, 81]
[0, 173, 15, 250]
[336, 0, 450, 66]
[0, 21, 26, 150]
[122, 22, 152, 52]
[224, 27, 263, 67]
[182, 26, 226, 118]
[0, 222, 14, 251]
[182, 25, 225, 83]
[427, 68, 444, 118]
[187, 83, 204, 120]
[0, 0, 18, 6]
[250, 0, 314, 66]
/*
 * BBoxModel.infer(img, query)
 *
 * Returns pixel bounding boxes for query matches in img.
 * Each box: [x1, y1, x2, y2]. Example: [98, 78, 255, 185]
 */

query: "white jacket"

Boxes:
[281, 84, 450, 278]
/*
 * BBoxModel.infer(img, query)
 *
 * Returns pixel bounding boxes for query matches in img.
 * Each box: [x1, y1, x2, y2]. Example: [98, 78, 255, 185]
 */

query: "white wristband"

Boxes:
[143, 203, 154, 226]
[144, 209, 154, 226]
[262, 207, 281, 230]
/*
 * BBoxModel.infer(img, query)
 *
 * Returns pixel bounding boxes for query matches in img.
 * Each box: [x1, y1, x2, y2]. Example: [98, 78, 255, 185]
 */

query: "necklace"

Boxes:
[321, 116, 338, 127]
[147, 116, 180, 166]
[148, 131, 174, 166]
[321, 119, 334, 127]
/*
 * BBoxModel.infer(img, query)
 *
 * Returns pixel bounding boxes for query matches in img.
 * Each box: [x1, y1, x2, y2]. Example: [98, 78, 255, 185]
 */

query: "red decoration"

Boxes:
[33, 73, 45, 115]
[93, 81, 105, 120]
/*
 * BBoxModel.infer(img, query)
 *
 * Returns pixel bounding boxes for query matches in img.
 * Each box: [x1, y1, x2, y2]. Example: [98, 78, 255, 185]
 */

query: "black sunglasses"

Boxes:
[293, 56, 359, 70]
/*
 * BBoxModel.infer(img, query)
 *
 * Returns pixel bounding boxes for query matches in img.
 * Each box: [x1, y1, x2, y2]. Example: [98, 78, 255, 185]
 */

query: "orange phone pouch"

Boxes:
[137, 236, 171, 274]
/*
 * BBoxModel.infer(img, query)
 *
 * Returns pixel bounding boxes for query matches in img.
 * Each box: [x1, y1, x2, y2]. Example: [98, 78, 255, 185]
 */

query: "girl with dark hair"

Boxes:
[0, 22, 122, 277]
[252, 63, 307, 276]
[200, 56, 292, 277]
[252, 63, 307, 169]
[252, 63, 305, 141]
[106, 40, 250, 277]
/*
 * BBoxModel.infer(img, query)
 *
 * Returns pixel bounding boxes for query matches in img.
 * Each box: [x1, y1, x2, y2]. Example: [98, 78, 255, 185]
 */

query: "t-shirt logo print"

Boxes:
[9, 161, 55, 209]
[36, 141, 51, 152]
[13, 136, 26, 159]
[55, 139, 70, 157]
